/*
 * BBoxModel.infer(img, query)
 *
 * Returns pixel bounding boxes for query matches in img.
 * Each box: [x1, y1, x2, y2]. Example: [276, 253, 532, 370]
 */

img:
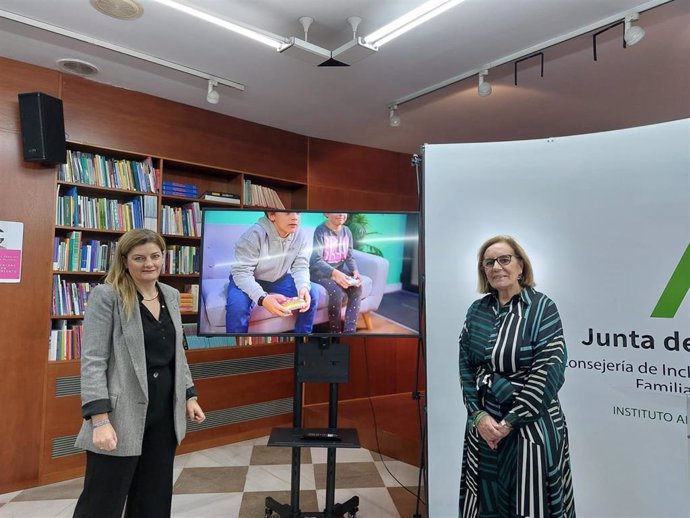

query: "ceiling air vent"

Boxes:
[90, 0, 144, 20]
[56, 59, 100, 77]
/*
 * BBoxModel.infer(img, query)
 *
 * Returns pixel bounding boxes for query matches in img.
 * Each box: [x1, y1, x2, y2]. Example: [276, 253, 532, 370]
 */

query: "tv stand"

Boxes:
[265, 338, 360, 518]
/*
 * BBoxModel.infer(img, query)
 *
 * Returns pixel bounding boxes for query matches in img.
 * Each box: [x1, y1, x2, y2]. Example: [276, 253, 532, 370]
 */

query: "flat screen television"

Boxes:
[198, 209, 420, 338]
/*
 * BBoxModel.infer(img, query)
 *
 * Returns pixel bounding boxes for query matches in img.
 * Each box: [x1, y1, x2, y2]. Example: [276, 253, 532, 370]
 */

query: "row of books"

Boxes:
[49, 321, 82, 361]
[162, 181, 198, 197]
[160, 202, 202, 237]
[162, 245, 199, 275]
[56, 187, 158, 231]
[59, 150, 157, 193]
[52, 276, 97, 316]
[53, 232, 117, 272]
[244, 179, 285, 209]
[180, 284, 199, 312]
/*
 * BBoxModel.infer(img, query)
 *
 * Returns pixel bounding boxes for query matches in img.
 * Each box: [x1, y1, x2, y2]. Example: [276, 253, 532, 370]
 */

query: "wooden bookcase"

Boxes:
[41, 141, 306, 482]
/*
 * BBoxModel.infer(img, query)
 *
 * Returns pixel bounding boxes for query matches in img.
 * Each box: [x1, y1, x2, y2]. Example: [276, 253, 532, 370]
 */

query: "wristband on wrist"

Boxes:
[92, 419, 110, 429]
[257, 294, 266, 307]
[473, 410, 488, 427]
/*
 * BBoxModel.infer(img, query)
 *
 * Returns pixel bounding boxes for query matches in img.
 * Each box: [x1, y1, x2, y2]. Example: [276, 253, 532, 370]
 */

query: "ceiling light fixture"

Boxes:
[331, 16, 377, 65]
[624, 13, 646, 46]
[364, 0, 465, 47]
[152, 0, 287, 49]
[206, 79, 219, 104]
[278, 17, 332, 65]
[388, 1, 666, 116]
[0, 8, 245, 91]
[389, 106, 401, 128]
[477, 69, 492, 97]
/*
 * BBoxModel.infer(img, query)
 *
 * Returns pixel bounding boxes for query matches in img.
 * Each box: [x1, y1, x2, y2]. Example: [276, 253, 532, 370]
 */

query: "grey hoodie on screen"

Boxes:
[230, 216, 311, 304]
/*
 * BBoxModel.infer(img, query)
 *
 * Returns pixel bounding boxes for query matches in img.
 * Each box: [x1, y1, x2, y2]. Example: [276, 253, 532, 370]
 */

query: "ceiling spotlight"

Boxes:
[206, 79, 219, 104]
[477, 69, 492, 97]
[624, 13, 645, 46]
[389, 106, 401, 128]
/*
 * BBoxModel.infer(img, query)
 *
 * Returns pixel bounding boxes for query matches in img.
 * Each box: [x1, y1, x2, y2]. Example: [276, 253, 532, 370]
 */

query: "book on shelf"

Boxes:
[55, 187, 158, 232]
[184, 284, 199, 312]
[59, 150, 157, 193]
[52, 275, 98, 316]
[49, 320, 82, 361]
[201, 191, 241, 204]
[160, 202, 201, 237]
[162, 181, 198, 197]
[163, 245, 199, 275]
[243, 179, 285, 209]
[181, 322, 237, 349]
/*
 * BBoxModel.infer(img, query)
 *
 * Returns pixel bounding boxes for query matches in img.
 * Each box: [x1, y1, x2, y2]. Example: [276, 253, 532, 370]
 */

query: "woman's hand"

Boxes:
[475, 414, 509, 449]
[92, 416, 117, 451]
[186, 398, 206, 423]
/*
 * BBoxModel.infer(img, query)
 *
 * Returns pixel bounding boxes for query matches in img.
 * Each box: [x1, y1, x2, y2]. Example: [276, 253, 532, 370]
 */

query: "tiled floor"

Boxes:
[0, 436, 426, 517]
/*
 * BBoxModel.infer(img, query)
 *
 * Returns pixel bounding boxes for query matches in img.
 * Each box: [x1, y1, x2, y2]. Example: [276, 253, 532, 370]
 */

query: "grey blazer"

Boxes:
[75, 282, 195, 456]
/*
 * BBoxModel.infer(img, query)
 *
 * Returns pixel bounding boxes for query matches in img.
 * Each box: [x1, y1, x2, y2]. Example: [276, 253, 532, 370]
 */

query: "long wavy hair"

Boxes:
[476, 235, 535, 294]
[105, 229, 166, 319]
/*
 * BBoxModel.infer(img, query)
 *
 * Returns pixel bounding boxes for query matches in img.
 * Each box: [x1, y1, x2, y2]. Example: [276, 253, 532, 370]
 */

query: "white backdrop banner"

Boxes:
[424, 119, 690, 518]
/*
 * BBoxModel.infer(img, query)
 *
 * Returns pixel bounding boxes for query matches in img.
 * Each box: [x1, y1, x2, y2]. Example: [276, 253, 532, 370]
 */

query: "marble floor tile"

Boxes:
[0, 499, 76, 518]
[374, 460, 422, 487]
[244, 464, 315, 492]
[316, 487, 399, 518]
[240, 490, 319, 518]
[183, 442, 254, 468]
[310, 445, 374, 464]
[251, 444, 312, 465]
[173, 466, 248, 494]
[0, 491, 21, 504]
[11, 478, 83, 501]
[171, 492, 243, 518]
[0, 490, 22, 504]
[314, 461, 384, 490]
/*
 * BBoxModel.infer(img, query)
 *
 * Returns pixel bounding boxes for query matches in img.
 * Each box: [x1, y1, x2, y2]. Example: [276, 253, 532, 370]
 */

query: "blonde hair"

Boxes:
[105, 229, 166, 319]
[476, 235, 535, 293]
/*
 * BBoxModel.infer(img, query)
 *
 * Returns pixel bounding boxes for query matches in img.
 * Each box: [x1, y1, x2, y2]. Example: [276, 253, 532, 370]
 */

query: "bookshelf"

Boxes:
[48, 142, 309, 364]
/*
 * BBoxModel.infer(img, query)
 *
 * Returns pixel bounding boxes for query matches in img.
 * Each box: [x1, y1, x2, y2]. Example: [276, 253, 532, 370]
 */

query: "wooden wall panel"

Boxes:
[60, 76, 308, 183]
[0, 56, 420, 491]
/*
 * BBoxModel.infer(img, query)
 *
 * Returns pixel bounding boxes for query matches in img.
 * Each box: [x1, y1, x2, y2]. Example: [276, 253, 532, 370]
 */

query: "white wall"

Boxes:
[424, 119, 690, 518]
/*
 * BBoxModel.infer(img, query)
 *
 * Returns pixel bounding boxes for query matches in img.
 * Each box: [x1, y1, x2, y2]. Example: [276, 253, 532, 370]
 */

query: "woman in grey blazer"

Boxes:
[73, 229, 205, 518]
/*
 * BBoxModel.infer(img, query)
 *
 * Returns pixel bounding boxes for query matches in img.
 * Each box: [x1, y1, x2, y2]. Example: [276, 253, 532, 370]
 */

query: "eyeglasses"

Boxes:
[482, 254, 519, 269]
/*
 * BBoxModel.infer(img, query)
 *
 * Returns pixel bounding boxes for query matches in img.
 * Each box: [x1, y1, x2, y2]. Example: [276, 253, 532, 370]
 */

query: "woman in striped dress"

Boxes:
[459, 236, 575, 518]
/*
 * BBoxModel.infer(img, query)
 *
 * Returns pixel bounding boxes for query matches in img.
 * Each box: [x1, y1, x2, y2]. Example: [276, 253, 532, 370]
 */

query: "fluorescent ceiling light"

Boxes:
[152, 0, 287, 49]
[364, 0, 465, 47]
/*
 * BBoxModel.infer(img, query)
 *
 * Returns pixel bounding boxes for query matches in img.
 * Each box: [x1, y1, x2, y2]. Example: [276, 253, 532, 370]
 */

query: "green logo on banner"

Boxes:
[651, 243, 690, 318]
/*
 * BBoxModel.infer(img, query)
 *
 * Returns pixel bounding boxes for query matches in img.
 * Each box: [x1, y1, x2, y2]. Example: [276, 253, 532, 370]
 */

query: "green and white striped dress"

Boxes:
[459, 288, 575, 518]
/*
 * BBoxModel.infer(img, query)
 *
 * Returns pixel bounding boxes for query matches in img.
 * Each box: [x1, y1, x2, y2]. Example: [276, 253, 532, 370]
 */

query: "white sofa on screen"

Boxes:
[199, 223, 389, 335]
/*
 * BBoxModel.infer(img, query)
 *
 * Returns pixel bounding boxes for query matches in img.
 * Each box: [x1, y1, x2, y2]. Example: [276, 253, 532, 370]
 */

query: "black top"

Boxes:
[138, 287, 175, 369]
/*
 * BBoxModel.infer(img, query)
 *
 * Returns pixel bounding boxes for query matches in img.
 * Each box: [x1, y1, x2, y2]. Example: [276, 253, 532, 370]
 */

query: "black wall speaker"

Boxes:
[18, 92, 67, 166]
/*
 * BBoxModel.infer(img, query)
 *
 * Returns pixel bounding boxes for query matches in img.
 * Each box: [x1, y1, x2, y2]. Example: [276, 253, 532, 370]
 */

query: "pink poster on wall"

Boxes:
[0, 221, 23, 283]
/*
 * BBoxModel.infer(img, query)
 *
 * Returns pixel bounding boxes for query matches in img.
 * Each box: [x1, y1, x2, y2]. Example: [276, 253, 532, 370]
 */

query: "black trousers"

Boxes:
[73, 366, 177, 518]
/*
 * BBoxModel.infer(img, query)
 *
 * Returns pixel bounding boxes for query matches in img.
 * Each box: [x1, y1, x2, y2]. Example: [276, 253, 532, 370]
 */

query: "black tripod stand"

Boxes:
[265, 337, 360, 518]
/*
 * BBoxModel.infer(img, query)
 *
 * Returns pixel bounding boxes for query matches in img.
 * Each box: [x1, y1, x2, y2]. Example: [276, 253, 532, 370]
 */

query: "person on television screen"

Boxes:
[73, 229, 205, 518]
[458, 235, 575, 518]
[225, 211, 318, 333]
[310, 213, 362, 333]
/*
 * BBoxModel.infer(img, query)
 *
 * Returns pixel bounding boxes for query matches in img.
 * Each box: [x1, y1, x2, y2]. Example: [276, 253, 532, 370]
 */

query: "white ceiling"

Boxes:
[0, 0, 688, 154]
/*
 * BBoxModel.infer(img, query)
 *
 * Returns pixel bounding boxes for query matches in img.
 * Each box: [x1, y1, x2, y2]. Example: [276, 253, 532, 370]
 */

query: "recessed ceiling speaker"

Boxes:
[90, 0, 144, 20]
[17, 92, 67, 166]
